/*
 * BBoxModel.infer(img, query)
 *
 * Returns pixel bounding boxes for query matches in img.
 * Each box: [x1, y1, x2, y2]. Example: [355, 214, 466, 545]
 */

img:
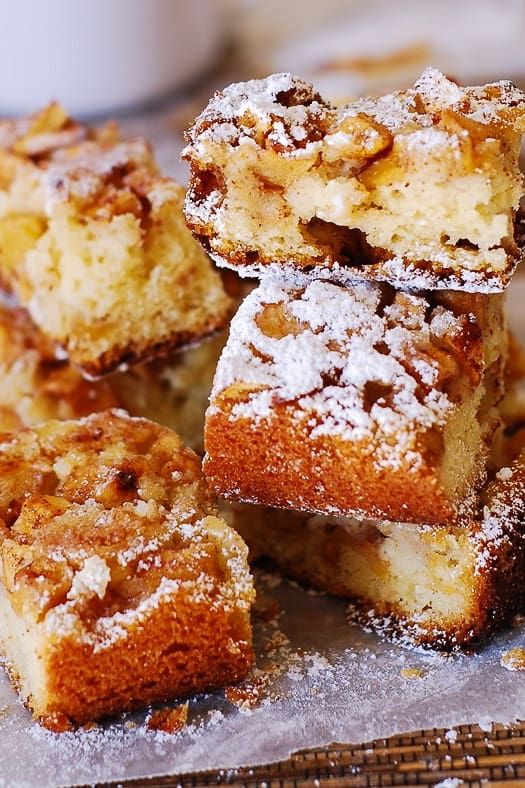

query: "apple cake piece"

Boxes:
[0, 410, 254, 727]
[224, 445, 525, 650]
[183, 68, 525, 292]
[0, 103, 233, 376]
[204, 278, 507, 526]
[0, 303, 120, 432]
[0, 302, 225, 453]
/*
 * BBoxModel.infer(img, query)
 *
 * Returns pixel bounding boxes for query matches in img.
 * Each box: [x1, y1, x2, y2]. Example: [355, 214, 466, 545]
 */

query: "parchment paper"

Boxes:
[0, 280, 524, 788]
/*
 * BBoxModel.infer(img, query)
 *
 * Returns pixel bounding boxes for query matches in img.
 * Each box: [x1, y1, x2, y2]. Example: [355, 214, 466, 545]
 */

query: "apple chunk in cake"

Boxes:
[0, 103, 232, 376]
[183, 68, 525, 292]
[0, 411, 254, 727]
[225, 446, 525, 650]
[204, 279, 506, 526]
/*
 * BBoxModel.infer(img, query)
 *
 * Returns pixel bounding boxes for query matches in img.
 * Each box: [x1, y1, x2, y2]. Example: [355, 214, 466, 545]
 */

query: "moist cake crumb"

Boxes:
[183, 68, 525, 292]
[145, 703, 189, 734]
[500, 647, 525, 671]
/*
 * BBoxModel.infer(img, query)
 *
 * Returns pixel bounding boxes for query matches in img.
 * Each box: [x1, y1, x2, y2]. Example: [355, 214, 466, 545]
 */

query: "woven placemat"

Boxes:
[114, 721, 525, 787]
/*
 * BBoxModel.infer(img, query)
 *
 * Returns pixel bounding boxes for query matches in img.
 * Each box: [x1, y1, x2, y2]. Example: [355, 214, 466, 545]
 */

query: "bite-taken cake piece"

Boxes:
[0, 300, 226, 453]
[0, 103, 232, 376]
[0, 411, 254, 728]
[183, 68, 525, 292]
[205, 279, 507, 527]
[225, 445, 525, 650]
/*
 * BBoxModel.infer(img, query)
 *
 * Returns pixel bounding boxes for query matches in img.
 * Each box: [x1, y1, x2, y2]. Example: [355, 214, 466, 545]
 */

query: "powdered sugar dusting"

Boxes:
[183, 72, 331, 155]
[211, 279, 474, 470]
[68, 556, 110, 602]
[474, 451, 525, 573]
[353, 65, 525, 130]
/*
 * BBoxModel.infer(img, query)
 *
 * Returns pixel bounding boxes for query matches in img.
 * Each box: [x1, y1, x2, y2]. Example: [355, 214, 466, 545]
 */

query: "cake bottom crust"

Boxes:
[73, 320, 231, 380]
[206, 246, 521, 296]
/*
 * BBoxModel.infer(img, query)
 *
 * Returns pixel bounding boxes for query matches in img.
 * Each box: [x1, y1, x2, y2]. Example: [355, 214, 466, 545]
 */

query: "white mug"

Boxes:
[0, 0, 222, 116]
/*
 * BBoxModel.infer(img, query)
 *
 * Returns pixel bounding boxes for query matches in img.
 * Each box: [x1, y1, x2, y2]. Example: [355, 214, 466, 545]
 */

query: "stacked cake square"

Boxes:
[183, 68, 525, 649]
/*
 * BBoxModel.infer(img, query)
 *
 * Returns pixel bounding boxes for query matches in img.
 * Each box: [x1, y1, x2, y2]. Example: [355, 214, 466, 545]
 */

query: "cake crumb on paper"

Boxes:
[500, 646, 525, 671]
[400, 667, 425, 679]
[225, 674, 270, 711]
[146, 703, 189, 734]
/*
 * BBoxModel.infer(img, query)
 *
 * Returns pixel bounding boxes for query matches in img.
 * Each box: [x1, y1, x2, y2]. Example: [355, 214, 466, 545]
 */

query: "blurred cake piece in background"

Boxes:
[0, 303, 119, 432]
[239, 0, 525, 102]
[110, 331, 228, 454]
[0, 302, 225, 454]
[0, 104, 233, 377]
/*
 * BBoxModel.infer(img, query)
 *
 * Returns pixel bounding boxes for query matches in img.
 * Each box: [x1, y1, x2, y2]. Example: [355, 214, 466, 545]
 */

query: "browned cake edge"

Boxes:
[204, 402, 480, 528]
[71, 315, 234, 379]
[0, 586, 253, 727]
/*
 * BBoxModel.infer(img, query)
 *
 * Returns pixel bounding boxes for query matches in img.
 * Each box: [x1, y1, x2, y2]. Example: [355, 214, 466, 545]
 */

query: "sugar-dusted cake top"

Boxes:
[185, 67, 525, 154]
[352, 66, 525, 130]
[186, 72, 333, 153]
[211, 279, 490, 470]
[0, 411, 253, 645]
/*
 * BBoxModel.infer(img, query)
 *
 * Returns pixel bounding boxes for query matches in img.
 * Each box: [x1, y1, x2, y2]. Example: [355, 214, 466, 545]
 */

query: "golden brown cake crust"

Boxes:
[78, 322, 231, 381]
[0, 411, 254, 725]
[208, 406, 461, 525]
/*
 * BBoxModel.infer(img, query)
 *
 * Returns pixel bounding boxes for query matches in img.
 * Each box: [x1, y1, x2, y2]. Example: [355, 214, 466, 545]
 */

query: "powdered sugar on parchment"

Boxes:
[1, 568, 525, 787]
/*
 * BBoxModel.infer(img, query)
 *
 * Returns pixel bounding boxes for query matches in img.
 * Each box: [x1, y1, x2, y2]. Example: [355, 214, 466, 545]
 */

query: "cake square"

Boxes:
[205, 278, 506, 526]
[0, 303, 120, 431]
[0, 411, 254, 727]
[183, 68, 525, 292]
[0, 300, 226, 453]
[0, 104, 233, 376]
[225, 444, 525, 650]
